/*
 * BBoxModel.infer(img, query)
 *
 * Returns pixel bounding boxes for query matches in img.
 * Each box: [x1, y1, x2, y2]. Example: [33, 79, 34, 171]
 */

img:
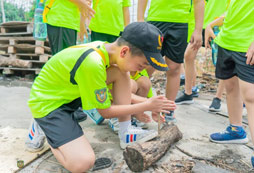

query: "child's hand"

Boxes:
[205, 24, 216, 49]
[246, 41, 254, 65]
[133, 113, 151, 123]
[146, 95, 176, 113]
[151, 112, 165, 123]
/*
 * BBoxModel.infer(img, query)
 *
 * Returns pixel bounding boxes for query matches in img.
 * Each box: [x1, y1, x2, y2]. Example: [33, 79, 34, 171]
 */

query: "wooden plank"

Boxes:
[3, 68, 14, 74]
[0, 67, 41, 74]
[0, 37, 49, 46]
[0, 127, 49, 172]
[1, 44, 51, 54]
[0, 32, 33, 37]
[7, 46, 15, 54]
[0, 21, 30, 26]
[39, 54, 50, 62]
[0, 22, 33, 34]
[1, 53, 51, 61]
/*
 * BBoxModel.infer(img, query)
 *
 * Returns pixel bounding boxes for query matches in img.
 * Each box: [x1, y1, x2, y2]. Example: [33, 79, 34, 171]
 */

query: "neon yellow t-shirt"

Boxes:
[187, 0, 229, 42]
[28, 41, 111, 118]
[89, 0, 131, 36]
[44, 0, 80, 31]
[215, 0, 254, 52]
[203, 0, 230, 28]
[147, 0, 190, 23]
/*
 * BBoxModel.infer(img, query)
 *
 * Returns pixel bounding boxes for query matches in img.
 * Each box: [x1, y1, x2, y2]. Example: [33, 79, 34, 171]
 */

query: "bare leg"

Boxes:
[224, 76, 242, 126]
[184, 44, 199, 95]
[136, 76, 151, 97]
[215, 80, 225, 99]
[239, 78, 254, 144]
[165, 57, 181, 100]
[51, 135, 95, 172]
[106, 66, 131, 122]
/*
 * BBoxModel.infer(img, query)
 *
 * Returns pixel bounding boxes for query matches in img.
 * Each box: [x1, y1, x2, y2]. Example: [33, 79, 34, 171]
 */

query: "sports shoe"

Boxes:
[251, 156, 254, 168]
[119, 125, 158, 149]
[25, 119, 45, 152]
[209, 97, 221, 112]
[180, 74, 185, 86]
[175, 93, 194, 105]
[164, 111, 177, 123]
[85, 108, 104, 125]
[131, 118, 148, 129]
[108, 118, 119, 134]
[209, 125, 248, 144]
[191, 86, 199, 98]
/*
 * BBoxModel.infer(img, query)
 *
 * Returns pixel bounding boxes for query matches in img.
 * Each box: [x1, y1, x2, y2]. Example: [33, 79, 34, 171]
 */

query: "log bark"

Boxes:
[0, 56, 32, 68]
[123, 123, 183, 172]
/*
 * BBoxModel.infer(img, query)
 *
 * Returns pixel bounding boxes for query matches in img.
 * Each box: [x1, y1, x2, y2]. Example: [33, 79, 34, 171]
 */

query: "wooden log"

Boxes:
[0, 56, 32, 68]
[123, 123, 183, 172]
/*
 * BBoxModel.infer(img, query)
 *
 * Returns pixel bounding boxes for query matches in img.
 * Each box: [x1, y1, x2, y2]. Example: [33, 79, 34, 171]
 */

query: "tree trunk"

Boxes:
[1, 0, 5, 23]
[123, 123, 183, 172]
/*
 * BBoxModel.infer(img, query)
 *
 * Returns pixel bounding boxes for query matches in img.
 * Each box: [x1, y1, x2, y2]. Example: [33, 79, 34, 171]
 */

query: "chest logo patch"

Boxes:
[95, 88, 107, 103]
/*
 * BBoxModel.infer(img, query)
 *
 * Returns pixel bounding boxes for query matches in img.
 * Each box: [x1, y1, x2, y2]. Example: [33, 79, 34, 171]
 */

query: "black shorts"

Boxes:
[91, 31, 119, 43]
[47, 24, 77, 55]
[202, 29, 205, 47]
[35, 98, 84, 148]
[148, 21, 188, 63]
[216, 46, 254, 83]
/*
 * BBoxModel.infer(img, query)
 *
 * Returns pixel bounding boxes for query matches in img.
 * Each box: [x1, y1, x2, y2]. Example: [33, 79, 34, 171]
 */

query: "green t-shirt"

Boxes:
[187, 0, 229, 42]
[44, 0, 80, 31]
[147, 0, 190, 23]
[89, 0, 131, 36]
[28, 41, 111, 118]
[203, 0, 230, 28]
[215, 0, 254, 52]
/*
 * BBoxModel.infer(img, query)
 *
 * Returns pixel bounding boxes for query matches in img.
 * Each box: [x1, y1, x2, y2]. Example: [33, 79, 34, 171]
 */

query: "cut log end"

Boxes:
[123, 123, 183, 172]
[123, 147, 144, 172]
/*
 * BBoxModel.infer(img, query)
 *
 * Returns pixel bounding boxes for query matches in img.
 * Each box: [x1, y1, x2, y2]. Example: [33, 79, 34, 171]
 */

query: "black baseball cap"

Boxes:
[120, 22, 168, 71]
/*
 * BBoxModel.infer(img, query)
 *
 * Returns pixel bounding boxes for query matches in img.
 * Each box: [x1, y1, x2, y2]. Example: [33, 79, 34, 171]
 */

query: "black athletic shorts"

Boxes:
[148, 21, 188, 63]
[216, 46, 254, 83]
[91, 31, 119, 43]
[35, 98, 84, 148]
[47, 24, 77, 55]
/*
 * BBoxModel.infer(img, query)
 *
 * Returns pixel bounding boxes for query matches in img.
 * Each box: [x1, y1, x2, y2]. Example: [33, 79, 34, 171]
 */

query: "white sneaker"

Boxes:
[108, 118, 119, 134]
[25, 119, 45, 152]
[119, 125, 158, 149]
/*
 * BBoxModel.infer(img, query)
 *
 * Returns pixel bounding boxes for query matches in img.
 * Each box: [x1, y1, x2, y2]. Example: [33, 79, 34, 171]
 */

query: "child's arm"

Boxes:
[246, 41, 254, 65]
[137, 0, 148, 22]
[190, 0, 205, 50]
[69, 0, 95, 18]
[123, 6, 130, 27]
[97, 95, 176, 119]
[131, 94, 148, 104]
[205, 16, 224, 49]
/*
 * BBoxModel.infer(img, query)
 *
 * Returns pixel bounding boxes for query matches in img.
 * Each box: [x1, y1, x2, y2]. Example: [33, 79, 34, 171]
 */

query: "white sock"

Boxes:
[119, 120, 131, 139]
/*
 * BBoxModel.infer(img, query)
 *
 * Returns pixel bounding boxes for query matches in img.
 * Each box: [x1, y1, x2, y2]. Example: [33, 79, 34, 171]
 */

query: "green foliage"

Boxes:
[0, 1, 35, 23]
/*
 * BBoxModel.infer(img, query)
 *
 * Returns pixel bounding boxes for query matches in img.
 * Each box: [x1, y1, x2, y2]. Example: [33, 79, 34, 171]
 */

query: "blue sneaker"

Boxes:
[251, 156, 254, 168]
[210, 125, 248, 144]
[191, 86, 199, 97]
[164, 111, 177, 123]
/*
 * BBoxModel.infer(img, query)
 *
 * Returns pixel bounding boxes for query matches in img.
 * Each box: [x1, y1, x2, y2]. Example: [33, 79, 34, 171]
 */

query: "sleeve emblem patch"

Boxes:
[95, 88, 107, 103]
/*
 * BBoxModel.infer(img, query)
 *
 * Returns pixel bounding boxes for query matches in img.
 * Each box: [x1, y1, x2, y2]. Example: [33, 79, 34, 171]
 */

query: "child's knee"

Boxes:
[67, 153, 95, 172]
[224, 80, 237, 94]
[137, 77, 151, 92]
[243, 94, 254, 104]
